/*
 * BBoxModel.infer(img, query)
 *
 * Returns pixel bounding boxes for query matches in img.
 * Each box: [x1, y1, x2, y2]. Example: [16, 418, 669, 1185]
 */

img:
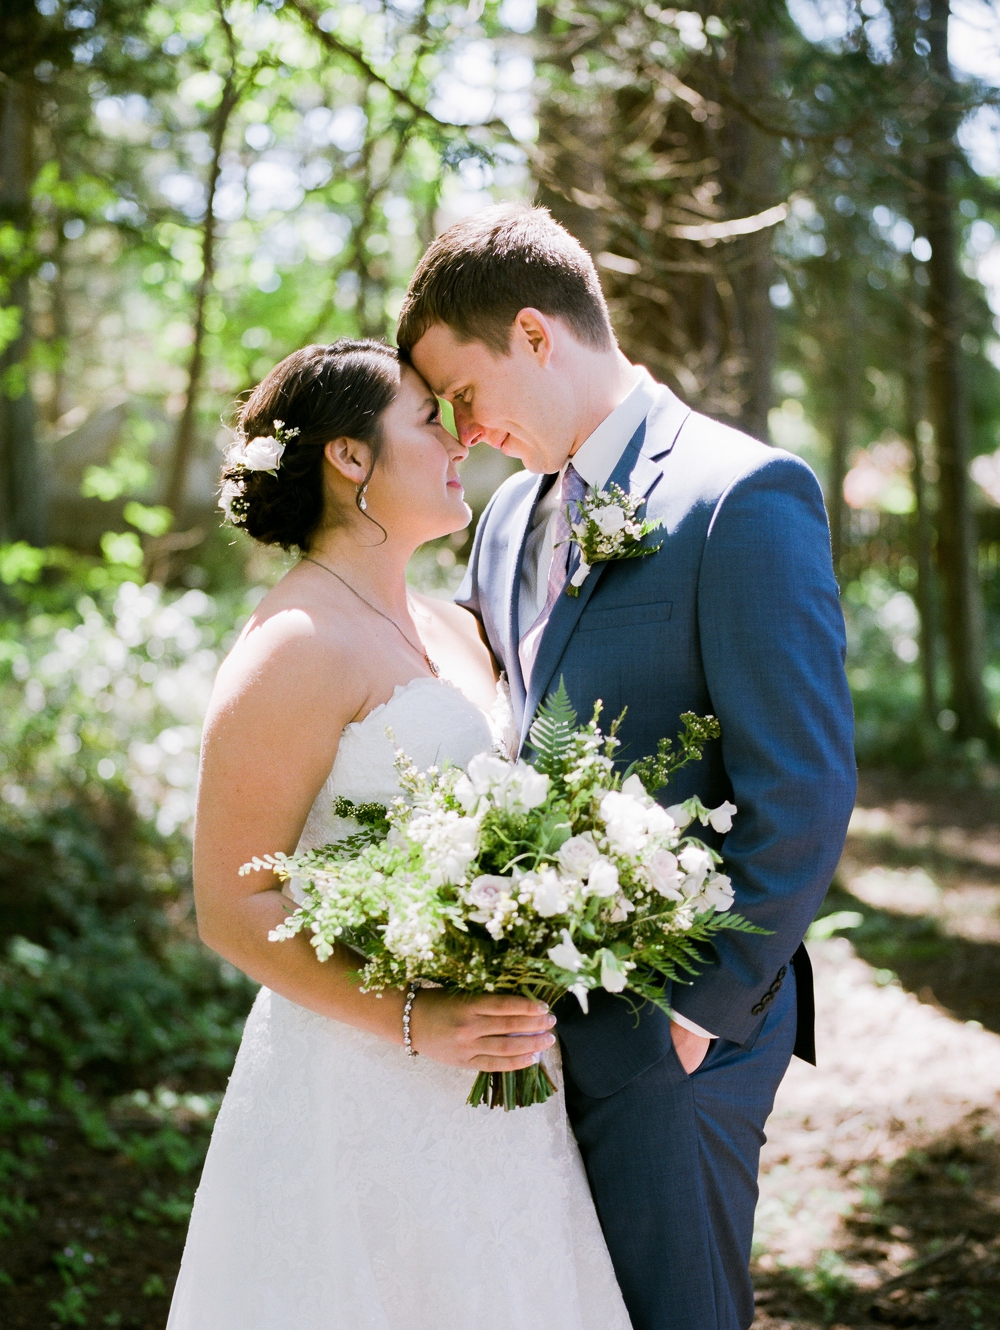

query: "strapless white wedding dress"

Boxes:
[166, 676, 632, 1330]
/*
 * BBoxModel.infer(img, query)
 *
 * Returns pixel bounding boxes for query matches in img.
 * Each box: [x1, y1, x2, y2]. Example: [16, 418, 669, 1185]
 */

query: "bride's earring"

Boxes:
[357, 483, 368, 511]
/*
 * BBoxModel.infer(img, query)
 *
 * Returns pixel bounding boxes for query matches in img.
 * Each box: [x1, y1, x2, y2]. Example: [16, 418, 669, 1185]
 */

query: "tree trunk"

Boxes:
[902, 267, 938, 723]
[719, 26, 781, 441]
[164, 76, 238, 519]
[923, 0, 995, 743]
[0, 79, 45, 545]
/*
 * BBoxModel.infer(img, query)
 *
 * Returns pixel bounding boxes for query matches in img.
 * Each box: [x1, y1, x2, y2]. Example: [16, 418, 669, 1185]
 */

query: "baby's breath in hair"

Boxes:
[219, 419, 300, 527]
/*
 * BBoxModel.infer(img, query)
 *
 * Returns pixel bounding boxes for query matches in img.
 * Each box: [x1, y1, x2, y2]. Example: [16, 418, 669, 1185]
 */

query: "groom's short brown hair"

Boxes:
[396, 203, 614, 357]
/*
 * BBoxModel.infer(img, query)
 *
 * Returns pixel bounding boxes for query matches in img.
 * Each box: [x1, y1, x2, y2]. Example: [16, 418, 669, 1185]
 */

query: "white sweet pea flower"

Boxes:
[700, 873, 734, 912]
[707, 800, 737, 834]
[599, 790, 650, 856]
[678, 844, 713, 894]
[570, 560, 591, 588]
[609, 892, 635, 923]
[646, 849, 684, 899]
[497, 762, 550, 814]
[666, 803, 694, 831]
[645, 802, 676, 837]
[530, 867, 570, 918]
[548, 929, 585, 973]
[621, 773, 651, 801]
[452, 773, 478, 813]
[466, 752, 511, 796]
[557, 832, 600, 879]
[584, 856, 620, 898]
[592, 504, 627, 536]
[409, 809, 480, 887]
[242, 435, 285, 472]
[569, 982, 590, 1013]
[599, 949, 631, 993]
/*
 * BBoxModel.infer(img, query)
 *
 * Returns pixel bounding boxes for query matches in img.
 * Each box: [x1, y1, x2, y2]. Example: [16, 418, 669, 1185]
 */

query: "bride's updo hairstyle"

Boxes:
[221, 340, 400, 552]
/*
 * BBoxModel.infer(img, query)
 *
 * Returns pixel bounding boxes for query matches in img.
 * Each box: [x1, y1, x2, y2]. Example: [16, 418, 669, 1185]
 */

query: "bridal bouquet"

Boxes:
[247, 683, 760, 1110]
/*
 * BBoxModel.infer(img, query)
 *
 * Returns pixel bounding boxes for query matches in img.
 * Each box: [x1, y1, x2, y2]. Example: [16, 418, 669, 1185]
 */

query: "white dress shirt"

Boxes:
[516, 365, 715, 1044]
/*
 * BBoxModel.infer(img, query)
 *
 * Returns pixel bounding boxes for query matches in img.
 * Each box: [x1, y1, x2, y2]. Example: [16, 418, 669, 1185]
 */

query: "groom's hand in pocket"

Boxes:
[669, 1021, 711, 1074]
[409, 992, 556, 1070]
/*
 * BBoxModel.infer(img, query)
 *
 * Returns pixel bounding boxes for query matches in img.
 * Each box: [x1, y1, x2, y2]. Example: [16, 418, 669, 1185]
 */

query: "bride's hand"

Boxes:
[408, 991, 556, 1070]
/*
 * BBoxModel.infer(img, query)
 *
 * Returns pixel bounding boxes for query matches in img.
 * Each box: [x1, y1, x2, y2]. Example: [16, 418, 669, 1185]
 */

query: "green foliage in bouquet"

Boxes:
[248, 681, 763, 1110]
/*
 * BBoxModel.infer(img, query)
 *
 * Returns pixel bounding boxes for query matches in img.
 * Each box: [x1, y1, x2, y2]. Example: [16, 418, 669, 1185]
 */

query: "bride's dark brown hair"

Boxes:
[225, 340, 400, 552]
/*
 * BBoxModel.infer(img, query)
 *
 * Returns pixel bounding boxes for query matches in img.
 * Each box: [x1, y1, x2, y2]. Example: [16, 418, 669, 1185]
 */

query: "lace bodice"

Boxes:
[295, 676, 496, 868]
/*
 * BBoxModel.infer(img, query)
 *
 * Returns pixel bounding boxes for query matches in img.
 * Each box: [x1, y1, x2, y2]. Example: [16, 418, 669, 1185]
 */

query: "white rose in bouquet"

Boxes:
[599, 789, 651, 856]
[646, 849, 684, 899]
[557, 832, 600, 879]
[466, 874, 513, 919]
[408, 809, 479, 887]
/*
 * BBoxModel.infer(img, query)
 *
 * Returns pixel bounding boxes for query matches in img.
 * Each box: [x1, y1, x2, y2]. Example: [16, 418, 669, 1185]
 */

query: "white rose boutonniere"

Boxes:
[563, 482, 663, 596]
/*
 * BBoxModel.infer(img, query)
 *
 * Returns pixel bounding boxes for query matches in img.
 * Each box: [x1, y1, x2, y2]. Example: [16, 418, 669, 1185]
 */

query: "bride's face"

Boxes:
[370, 365, 471, 543]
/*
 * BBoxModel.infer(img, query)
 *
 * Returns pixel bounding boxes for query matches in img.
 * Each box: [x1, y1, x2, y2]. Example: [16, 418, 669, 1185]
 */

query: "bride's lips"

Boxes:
[447, 478, 464, 491]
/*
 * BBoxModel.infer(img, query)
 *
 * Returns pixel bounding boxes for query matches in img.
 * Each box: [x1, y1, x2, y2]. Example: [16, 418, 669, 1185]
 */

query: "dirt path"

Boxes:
[753, 776, 1000, 1328]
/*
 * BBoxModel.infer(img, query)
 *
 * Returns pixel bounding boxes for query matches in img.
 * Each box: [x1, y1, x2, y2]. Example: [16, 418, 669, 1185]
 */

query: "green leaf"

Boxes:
[527, 677, 578, 778]
[123, 503, 174, 538]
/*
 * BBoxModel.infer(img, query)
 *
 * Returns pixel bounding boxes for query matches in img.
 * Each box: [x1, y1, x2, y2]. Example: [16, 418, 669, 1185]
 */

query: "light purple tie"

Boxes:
[519, 463, 588, 682]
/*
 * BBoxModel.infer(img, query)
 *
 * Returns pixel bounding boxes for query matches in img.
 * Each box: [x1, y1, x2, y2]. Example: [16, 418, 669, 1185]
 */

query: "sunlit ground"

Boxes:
[752, 777, 1000, 1329]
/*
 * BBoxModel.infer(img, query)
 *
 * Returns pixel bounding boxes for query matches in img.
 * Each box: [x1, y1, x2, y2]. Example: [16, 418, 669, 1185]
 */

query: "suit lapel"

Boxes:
[502, 472, 551, 717]
[519, 418, 668, 748]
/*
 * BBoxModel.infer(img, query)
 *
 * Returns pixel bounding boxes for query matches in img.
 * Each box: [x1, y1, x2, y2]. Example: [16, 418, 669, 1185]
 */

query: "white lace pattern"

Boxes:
[166, 676, 632, 1330]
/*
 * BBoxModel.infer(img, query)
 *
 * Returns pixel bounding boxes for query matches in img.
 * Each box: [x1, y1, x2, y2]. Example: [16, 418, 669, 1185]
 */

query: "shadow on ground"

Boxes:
[818, 881, 1000, 1035]
[753, 1111, 1000, 1328]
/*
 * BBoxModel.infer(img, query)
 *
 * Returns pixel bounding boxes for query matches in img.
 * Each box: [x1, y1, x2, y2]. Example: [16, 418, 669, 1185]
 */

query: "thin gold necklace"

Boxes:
[302, 556, 441, 678]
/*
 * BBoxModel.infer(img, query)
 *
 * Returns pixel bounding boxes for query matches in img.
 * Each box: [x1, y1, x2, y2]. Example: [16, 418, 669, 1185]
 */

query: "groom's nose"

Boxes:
[453, 401, 485, 448]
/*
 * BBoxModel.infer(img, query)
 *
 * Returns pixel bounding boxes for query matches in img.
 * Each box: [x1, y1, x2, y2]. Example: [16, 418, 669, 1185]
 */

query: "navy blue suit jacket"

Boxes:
[457, 383, 856, 1097]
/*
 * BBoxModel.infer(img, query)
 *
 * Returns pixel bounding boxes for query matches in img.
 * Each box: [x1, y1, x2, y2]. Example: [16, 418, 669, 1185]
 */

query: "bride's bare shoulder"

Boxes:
[210, 578, 365, 723]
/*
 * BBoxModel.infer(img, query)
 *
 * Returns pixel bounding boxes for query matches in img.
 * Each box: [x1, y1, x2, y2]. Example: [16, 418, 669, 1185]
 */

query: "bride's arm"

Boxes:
[193, 607, 554, 1069]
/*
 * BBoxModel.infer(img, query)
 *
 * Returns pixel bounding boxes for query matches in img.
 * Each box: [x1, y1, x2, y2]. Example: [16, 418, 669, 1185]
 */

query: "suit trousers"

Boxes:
[562, 972, 798, 1330]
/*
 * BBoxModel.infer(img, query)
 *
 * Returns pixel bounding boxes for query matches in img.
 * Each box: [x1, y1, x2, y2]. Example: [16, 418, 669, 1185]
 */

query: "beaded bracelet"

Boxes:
[402, 983, 419, 1057]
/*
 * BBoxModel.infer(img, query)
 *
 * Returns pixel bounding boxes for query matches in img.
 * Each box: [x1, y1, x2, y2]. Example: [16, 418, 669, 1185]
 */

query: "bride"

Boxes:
[166, 339, 632, 1330]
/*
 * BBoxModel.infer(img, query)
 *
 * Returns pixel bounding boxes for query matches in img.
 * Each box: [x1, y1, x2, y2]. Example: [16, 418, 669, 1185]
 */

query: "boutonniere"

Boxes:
[563, 483, 662, 596]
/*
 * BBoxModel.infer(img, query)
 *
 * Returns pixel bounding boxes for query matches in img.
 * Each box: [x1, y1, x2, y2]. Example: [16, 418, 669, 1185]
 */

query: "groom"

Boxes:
[397, 204, 856, 1330]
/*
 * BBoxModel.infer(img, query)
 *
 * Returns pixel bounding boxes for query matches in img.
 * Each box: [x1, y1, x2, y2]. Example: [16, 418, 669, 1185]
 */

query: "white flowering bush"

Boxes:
[251, 682, 761, 1110]
[0, 581, 233, 836]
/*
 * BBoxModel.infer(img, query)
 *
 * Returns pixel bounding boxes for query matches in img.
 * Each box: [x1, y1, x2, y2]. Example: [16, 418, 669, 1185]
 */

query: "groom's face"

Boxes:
[409, 318, 571, 475]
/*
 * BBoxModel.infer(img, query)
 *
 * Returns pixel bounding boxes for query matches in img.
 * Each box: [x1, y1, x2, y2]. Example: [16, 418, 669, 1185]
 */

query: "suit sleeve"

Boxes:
[668, 454, 857, 1046]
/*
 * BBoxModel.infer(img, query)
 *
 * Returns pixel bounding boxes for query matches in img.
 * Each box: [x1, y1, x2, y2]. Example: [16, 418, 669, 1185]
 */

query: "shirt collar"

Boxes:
[568, 366, 658, 490]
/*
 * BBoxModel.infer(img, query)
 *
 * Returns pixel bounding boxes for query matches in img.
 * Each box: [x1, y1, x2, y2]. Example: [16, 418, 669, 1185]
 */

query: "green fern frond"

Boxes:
[527, 678, 579, 777]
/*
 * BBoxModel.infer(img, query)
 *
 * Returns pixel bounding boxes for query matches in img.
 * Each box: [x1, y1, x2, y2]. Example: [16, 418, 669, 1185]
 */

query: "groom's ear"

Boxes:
[512, 308, 555, 367]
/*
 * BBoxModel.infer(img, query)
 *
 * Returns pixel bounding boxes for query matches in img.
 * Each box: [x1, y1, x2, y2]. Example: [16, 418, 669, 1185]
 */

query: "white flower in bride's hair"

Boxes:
[242, 434, 285, 472]
[218, 477, 245, 522]
[707, 800, 737, 834]
[592, 504, 627, 537]
[548, 929, 585, 973]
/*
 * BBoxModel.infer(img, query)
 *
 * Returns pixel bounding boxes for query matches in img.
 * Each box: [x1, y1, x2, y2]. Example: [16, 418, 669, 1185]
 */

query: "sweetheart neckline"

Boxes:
[341, 674, 472, 739]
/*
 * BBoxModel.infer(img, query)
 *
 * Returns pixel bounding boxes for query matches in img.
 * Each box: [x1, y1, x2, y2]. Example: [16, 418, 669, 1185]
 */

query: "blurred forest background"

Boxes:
[2, 1, 1000, 1327]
